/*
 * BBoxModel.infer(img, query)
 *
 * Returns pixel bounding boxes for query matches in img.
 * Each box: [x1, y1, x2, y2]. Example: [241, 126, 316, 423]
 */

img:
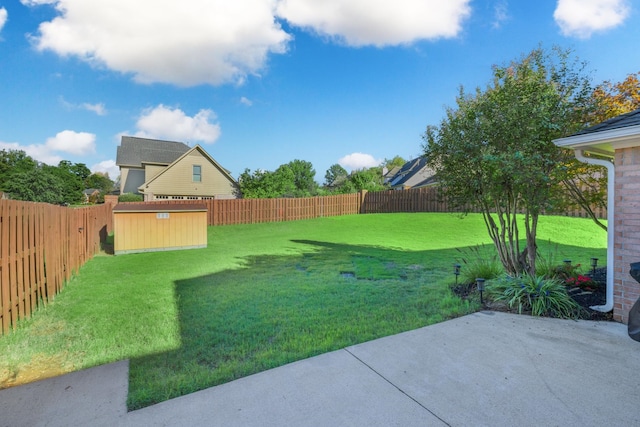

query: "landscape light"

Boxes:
[563, 259, 572, 266]
[454, 264, 461, 285]
[476, 278, 486, 304]
[590, 258, 599, 275]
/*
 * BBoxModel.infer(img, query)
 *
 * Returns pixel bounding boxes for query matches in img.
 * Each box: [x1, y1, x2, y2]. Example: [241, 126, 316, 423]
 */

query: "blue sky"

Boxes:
[0, 0, 638, 182]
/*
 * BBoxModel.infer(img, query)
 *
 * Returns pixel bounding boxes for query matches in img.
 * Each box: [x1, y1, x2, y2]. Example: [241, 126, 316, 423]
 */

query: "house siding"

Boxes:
[145, 164, 166, 182]
[141, 150, 238, 198]
[121, 167, 145, 194]
[614, 147, 640, 323]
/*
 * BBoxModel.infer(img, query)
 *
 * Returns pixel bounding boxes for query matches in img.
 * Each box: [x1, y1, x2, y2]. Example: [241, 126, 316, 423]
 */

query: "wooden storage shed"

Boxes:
[113, 203, 207, 255]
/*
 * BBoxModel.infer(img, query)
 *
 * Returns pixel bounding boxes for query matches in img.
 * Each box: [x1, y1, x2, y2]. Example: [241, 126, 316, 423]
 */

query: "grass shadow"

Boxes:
[127, 240, 478, 409]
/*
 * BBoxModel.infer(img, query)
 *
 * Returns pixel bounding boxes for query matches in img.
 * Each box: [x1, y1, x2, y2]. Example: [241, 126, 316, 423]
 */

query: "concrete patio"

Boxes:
[1, 311, 638, 426]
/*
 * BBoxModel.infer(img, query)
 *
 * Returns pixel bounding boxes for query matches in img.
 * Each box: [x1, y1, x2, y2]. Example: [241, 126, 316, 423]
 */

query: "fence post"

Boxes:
[359, 190, 368, 214]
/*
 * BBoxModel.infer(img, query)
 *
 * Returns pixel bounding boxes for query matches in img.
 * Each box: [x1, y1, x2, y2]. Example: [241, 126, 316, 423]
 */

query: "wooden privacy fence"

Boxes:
[0, 201, 112, 334]
[361, 187, 607, 219]
[128, 192, 364, 226]
[123, 187, 606, 226]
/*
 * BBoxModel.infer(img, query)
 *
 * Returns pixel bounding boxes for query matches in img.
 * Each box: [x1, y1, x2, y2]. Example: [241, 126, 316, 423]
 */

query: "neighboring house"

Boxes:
[116, 136, 239, 201]
[389, 157, 436, 190]
[382, 166, 401, 184]
[554, 108, 640, 325]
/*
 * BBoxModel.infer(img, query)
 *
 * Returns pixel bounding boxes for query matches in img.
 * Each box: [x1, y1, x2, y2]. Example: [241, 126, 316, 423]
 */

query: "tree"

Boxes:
[86, 172, 115, 193]
[277, 159, 318, 197]
[324, 164, 348, 187]
[423, 47, 592, 276]
[45, 163, 84, 204]
[0, 149, 37, 190]
[239, 160, 318, 198]
[382, 156, 406, 170]
[4, 168, 67, 204]
[58, 160, 91, 183]
[239, 167, 294, 198]
[589, 71, 640, 124]
[348, 167, 386, 192]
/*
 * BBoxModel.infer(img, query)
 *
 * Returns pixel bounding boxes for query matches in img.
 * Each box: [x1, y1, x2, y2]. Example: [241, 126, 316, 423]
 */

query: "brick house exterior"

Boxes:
[555, 109, 640, 324]
[614, 147, 640, 322]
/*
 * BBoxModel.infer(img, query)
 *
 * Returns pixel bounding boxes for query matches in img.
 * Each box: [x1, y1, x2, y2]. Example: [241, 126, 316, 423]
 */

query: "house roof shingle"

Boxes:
[390, 157, 434, 188]
[574, 109, 640, 136]
[116, 136, 191, 167]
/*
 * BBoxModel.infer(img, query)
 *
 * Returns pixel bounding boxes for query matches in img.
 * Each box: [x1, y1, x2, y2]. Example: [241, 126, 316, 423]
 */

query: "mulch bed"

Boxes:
[453, 267, 613, 321]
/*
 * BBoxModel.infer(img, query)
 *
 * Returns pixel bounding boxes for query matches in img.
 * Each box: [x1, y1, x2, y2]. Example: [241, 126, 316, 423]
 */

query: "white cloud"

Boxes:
[45, 130, 96, 155]
[60, 97, 107, 115]
[0, 8, 7, 33]
[240, 96, 253, 107]
[134, 105, 221, 144]
[493, 1, 510, 29]
[91, 159, 119, 179]
[276, 0, 472, 46]
[24, 0, 290, 86]
[554, 0, 630, 38]
[82, 102, 106, 116]
[0, 131, 97, 166]
[0, 141, 63, 165]
[338, 152, 381, 171]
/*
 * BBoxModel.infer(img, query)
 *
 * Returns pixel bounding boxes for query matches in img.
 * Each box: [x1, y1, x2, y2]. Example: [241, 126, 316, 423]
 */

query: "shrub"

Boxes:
[535, 243, 560, 278]
[486, 274, 582, 319]
[456, 245, 504, 286]
[118, 193, 143, 202]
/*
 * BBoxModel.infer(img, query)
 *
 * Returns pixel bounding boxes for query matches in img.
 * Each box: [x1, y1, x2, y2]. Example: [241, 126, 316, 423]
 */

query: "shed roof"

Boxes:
[113, 203, 207, 213]
[116, 136, 191, 167]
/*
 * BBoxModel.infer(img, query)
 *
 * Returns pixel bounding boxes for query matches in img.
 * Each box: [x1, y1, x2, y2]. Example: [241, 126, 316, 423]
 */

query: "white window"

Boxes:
[193, 165, 202, 182]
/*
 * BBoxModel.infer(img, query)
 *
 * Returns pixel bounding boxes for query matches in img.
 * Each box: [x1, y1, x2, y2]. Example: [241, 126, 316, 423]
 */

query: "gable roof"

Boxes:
[390, 157, 434, 188]
[116, 136, 191, 167]
[383, 165, 401, 183]
[138, 144, 238, 192]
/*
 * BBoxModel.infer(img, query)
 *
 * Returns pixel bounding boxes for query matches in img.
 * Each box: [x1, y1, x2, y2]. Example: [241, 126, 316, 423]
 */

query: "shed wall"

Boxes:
[114, 210, 207, 254]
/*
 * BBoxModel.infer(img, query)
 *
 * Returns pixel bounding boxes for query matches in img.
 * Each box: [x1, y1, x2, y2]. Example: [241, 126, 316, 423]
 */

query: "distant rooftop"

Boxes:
[116, 136, 190, 167]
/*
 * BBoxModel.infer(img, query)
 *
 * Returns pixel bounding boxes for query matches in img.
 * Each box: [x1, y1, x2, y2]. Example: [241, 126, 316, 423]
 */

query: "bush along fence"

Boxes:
[0, 200, 112, 334]
[1, 186, 605, 334]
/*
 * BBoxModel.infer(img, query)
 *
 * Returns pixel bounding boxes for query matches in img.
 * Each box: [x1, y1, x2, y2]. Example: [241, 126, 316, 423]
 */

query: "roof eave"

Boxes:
[553, 124, 640, 158]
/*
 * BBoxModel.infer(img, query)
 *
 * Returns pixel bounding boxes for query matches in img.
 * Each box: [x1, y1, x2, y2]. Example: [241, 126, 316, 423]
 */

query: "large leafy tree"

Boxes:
[86, 172, 115, 193]
[5, 168, 67, 204]
[423, 47, 592, 276]
[324, 163, 348, 187]
[0, 150, 85, 204]
[0, 149, 37, 189]
[589, 71, 640, 123]
[239, 159, 318, 199]
[277, 159, 318, 197]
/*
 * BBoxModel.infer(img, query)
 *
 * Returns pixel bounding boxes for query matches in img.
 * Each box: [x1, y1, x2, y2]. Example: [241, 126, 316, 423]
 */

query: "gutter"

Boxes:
[574, 150, 614, 312]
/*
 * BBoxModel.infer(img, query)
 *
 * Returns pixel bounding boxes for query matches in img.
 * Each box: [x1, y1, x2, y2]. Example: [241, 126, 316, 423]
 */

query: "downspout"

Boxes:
[574, 150, 614, 312]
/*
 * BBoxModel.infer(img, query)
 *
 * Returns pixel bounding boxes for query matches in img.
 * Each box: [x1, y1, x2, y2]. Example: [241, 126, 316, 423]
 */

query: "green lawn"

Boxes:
[0, 213, 607, 409]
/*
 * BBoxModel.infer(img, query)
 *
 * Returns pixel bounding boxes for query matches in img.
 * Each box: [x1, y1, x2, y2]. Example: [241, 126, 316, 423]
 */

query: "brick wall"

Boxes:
[614, 147, 640, 323]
